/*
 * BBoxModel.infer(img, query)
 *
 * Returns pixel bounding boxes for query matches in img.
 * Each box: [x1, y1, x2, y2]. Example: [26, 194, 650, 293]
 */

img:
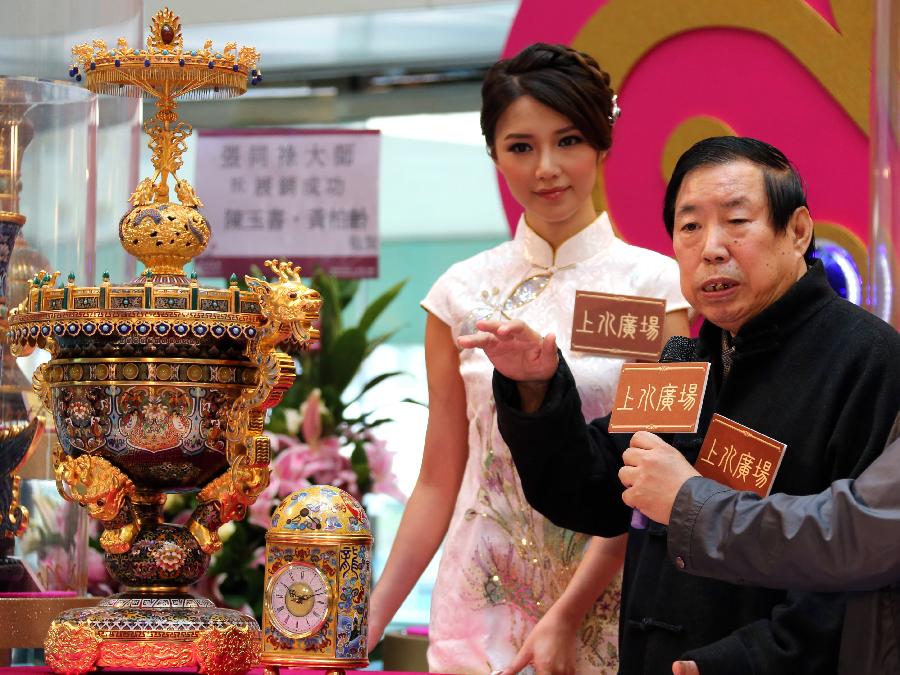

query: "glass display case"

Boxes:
[870, 0, 900, 326]
[0, 1, 143, 600]
[0, 0, 142, 284]
[0, 77, 98, 595]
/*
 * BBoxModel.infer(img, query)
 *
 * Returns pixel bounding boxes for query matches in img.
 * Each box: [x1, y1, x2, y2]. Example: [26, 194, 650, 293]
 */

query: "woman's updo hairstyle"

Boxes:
[480, 43, 619, 155]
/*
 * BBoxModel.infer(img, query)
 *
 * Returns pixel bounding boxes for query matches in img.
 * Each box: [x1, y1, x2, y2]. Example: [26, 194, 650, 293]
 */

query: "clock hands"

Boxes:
[287, 586, 327, 604]
[287, 588, 307, 604]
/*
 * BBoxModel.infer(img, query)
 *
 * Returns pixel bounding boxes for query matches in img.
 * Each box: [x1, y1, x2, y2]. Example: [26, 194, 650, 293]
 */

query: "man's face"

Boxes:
[672, 160, 810, 335]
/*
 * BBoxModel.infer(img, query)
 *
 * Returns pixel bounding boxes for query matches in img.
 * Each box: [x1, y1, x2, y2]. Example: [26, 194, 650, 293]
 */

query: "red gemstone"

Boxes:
[161, 24, 174, 44]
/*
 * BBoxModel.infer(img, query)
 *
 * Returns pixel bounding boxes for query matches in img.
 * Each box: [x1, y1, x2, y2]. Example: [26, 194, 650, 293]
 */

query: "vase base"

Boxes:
[44, 593, 260, 675]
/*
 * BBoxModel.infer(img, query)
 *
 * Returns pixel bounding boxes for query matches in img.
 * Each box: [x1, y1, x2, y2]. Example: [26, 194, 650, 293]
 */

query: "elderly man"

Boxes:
[618, 420, 900, 674]
[460, 137, 900, 674]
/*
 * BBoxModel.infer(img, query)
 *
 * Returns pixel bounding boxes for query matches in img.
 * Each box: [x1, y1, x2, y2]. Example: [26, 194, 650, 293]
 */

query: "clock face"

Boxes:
[267, 562, 332, 638]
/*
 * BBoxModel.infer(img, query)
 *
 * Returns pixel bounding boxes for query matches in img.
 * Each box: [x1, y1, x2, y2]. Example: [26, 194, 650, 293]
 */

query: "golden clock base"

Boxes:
[44, 594, 261, 675]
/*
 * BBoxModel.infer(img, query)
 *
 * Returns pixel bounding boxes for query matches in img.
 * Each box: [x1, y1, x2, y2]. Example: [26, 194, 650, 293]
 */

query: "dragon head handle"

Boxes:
[244, 259, 322, 345]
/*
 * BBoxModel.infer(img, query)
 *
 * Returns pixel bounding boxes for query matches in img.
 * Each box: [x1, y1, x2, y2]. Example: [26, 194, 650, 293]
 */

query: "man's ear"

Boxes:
[788, 206, 814, 254]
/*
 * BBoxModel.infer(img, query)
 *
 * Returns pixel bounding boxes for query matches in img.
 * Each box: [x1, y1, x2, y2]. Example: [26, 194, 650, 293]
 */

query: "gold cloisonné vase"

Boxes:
[6, 9, 321, 675]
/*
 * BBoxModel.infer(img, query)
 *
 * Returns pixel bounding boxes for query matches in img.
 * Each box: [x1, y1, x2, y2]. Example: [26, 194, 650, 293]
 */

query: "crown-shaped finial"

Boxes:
[264, 260, 304, 283]
[69, 8, 261, 99]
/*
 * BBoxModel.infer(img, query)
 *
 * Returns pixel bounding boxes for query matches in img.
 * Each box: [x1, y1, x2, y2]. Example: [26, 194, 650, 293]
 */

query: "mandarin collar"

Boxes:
[514, 211, 616, 271]
[698, 260, 836, 359]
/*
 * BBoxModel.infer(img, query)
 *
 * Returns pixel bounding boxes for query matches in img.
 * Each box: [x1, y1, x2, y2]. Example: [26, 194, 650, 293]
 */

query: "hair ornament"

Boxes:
[609, 94, 622, 126]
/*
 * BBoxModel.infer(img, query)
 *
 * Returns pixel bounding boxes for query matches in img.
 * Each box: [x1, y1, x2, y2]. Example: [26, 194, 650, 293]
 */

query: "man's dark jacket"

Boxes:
[494, 263, 900, 674]
[668, 415, 900, 675]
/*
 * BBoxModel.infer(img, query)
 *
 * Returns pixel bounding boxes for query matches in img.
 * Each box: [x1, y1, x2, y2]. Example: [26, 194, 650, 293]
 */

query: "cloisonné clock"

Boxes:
[261, 485, 372, 675]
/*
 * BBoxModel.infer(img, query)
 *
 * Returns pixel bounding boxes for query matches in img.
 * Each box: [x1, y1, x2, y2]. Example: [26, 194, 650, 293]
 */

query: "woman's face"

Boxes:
[492, 95, 603, 234]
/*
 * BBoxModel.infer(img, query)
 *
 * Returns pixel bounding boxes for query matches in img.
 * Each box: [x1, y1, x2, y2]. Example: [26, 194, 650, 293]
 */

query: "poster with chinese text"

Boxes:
[194, 129, 380, 279]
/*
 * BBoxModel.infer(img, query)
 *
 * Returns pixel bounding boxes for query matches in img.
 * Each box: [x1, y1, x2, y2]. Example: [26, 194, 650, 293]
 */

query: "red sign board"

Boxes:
[608, 362, 710, 433]
[570, 291, 667, 360]
[694, 414, 786, 497]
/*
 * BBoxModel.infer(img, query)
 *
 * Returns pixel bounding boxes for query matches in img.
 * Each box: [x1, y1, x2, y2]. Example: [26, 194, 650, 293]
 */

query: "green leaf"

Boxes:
[364, 328, 401, 358]
[321, 327, 368, 395]
[350, 441, 373, 494]
[358, 280, 407, 335]
[313, 272, 344, 351]
[346, 371, 406, 405]
[338, 278, 360, 308]
[266, 408, 290, 434]
[401, 397, 428, 408]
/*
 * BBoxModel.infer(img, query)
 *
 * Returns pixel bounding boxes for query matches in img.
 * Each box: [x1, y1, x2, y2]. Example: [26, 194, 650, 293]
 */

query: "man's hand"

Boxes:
[618, 431, 700, 524]
[458, 319, 558, 383]
[673, 660, 700, 675]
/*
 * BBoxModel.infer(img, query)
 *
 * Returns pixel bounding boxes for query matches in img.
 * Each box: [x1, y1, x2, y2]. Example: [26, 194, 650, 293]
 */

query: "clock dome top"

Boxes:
[270, 485, 371, 537]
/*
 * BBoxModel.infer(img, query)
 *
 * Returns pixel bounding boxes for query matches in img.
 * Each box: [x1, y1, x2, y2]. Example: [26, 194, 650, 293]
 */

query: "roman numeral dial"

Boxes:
[266, 562, 332, 638]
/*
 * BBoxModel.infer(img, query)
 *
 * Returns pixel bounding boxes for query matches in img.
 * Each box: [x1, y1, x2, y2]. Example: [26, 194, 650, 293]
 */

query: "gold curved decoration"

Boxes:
[573, 0, 869, 131]
[661, 116, 737, 181]
[31, 362, 51, 409]
[227, 259, 321, 454]
[0, 211, 25, 226]
[575, 0, 870, 216]
[190, 453, 270, 555]
[1, 417, 44, 539]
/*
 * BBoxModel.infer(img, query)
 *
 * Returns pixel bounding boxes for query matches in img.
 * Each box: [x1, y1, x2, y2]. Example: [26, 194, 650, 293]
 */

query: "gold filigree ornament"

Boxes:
[68, 6, 260, 278]
[44, 599, 262, 675]
[44, 622, 102, 675]
[195, 623, 263, 675]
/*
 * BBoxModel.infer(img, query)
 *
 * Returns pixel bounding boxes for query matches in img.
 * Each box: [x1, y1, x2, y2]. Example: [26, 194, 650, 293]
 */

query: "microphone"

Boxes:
[629, 336, 696, 530]
[660, 335, 695, 363]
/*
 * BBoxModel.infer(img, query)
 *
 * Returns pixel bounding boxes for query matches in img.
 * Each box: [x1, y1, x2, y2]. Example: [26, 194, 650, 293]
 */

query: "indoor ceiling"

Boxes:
[141, 0, 518, 125]
[144, 0, 517, 80]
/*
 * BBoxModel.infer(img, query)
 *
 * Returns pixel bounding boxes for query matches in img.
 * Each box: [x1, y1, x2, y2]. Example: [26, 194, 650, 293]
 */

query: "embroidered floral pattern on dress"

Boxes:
[460, 268, 569, 337]
[460, 405, 620, 670]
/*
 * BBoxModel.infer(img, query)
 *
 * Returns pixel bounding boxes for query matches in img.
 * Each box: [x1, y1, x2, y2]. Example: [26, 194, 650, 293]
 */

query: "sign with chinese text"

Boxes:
[194, 129, 380, 279]
[570, 291, 667, 360]
[608, 362, 709, 433]
[694, 414, 786, 497]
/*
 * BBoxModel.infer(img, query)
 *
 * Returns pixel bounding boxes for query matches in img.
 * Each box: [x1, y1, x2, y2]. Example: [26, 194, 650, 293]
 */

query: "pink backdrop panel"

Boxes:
[604, 27, 867, 254]
[499, 0, 867, 262]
